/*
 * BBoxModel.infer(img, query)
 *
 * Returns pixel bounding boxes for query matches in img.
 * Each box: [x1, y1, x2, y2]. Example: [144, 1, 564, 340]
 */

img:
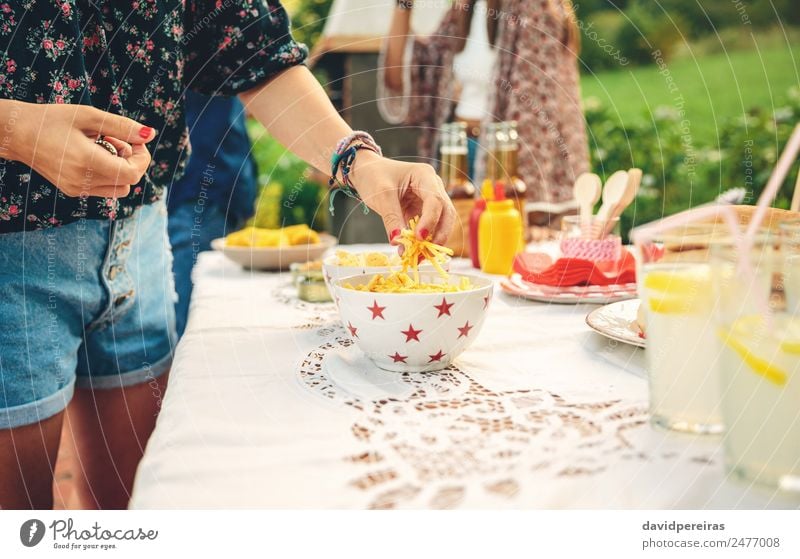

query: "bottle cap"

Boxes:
[494, 181, 506, 201]
[480, 179, 494, 201]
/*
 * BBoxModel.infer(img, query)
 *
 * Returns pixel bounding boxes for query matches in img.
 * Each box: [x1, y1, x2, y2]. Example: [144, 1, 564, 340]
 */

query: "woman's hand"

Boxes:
[1, 100, 155, 198]
[349, 150, 456, 245]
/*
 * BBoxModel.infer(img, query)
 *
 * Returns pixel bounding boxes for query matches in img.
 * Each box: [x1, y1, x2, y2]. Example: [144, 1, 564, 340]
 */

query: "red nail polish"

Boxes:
[418, 227, 429, 240]
[139, 126, 153, 139]
[389, 228, 400, 241]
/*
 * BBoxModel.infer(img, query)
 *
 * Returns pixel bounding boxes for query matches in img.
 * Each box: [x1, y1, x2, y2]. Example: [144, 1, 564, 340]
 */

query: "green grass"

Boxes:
[581, 39, 800, 144]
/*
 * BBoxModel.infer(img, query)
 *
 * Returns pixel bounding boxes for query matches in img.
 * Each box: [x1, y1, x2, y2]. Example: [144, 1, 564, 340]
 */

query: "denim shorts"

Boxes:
[0, 199, 177, 429]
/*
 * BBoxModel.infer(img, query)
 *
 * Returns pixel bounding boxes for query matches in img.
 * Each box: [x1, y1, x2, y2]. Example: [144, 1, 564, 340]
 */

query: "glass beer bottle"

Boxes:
[440, 122, 475, 257]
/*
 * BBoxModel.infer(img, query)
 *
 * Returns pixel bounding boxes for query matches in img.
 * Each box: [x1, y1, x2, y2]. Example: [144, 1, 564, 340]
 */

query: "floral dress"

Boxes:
[0, 0, 307, 233]
[378, 0, 588, 204]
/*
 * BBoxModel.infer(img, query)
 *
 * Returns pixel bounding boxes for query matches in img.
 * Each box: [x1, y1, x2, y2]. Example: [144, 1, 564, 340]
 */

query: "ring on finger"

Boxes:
[95, 137, 119, 157]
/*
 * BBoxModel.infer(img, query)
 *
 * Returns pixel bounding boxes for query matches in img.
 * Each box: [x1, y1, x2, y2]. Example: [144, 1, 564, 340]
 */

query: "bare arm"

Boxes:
[384, 7, 413, 91]
[239, 65, 350, 173]
[238, 65, 455, 244]
[385, 2, 474, 91]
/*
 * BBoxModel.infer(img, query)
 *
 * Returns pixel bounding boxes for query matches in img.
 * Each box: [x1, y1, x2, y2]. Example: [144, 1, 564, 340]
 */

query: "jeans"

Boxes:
[168, 202, 246, 337]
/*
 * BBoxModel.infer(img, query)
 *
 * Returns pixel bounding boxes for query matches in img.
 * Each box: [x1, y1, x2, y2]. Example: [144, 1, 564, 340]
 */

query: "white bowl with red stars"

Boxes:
[332, 272, 494, 373]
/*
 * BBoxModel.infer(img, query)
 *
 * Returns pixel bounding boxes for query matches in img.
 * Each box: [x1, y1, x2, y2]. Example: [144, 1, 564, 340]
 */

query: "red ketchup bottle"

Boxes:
[469, 180, 494, 268]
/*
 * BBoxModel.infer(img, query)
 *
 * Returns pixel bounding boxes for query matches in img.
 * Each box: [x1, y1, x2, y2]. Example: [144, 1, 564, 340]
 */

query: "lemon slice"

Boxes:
[718, 329, 788, 386]
[644, 269, 710, 296]
[731, 315, 766, 337]
[780, 319, 800, 354]
[648, 297, 693, 315]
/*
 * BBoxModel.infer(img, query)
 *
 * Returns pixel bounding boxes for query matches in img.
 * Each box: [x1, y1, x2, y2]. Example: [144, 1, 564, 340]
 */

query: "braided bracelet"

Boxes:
[333, 131, 382, 158]
[328, 132, 382, 216]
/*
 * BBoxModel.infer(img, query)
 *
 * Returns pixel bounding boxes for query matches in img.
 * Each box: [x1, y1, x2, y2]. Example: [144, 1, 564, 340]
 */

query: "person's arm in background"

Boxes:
[383, 1, 472, 92]
[239, 65, 455, 245]
[384, 4, 413, 91]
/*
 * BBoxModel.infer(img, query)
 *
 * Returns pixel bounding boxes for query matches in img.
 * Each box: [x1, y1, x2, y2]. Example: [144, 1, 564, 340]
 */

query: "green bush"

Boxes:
[285, 0, 334, 48]
[577, 0, 800, 38]
[245, 120, 328, 231]
[585, 87, 800, 239]
[615, 1, 684, 65]
[577, 10, 630, 73]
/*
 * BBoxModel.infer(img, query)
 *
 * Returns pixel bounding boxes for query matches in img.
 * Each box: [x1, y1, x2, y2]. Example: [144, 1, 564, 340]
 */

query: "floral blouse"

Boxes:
[0, 0, 307, 233]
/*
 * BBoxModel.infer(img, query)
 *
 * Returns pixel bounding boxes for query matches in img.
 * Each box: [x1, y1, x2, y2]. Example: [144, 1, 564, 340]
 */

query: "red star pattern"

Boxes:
[347, 322, 358, 338]
[388, 352, 408, 363]
[428, 349, 446, 363]
[483, 294, 491, 309]
[367, 299, 386, 320]
[401, 324, 423, 342]
[457, 321, 473, 338]
[433, 297, 454, 317]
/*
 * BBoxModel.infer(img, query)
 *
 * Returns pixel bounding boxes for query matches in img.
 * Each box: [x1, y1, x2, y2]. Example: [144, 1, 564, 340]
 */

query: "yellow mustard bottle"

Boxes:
[479, 182, 523, 275]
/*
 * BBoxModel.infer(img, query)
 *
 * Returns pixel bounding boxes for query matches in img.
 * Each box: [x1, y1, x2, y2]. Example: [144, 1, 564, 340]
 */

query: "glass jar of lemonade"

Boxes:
[781, 220, 800, 314]
[637, 225, 774, 434]
[712, 238, 798, 492]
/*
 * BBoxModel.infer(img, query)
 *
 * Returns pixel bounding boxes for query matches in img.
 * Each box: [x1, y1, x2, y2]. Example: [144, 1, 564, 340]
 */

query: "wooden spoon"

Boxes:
[573, 172, 602, 232]
[601, 168, 641, 238]
[595, 170, 629, 231]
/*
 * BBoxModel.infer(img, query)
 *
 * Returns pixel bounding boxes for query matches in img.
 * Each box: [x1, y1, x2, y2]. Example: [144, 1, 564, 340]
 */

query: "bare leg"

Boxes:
[53, 414, 81, 509]
[0, 412, 64, 509]
[68, 373, 168, 510]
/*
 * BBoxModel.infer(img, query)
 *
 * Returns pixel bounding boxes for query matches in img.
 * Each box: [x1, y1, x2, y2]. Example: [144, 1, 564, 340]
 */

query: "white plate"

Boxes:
[585, 299, 646, 348]
[211, 233, 337, 270]
[500, 274, 637, 305]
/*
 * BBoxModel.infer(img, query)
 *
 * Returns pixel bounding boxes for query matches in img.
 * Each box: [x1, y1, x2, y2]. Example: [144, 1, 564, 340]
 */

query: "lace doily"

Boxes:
[296, 327, 683, 509]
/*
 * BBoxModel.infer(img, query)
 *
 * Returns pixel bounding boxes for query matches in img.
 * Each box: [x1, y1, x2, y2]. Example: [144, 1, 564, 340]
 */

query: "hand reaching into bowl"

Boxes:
[0, 100, 155, 199]
[348, 149, 456, 246]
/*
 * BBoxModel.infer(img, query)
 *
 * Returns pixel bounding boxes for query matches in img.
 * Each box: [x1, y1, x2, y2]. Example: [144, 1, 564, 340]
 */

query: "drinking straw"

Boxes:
[629, 204, 742, 253]
[630, 203, 768, 320]
[632, 123, 800, 326]
[745, 122, 800, 238]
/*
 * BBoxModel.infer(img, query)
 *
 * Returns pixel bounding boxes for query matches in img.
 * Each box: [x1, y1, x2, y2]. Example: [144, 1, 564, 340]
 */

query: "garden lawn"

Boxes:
[581, 42, 800, 145]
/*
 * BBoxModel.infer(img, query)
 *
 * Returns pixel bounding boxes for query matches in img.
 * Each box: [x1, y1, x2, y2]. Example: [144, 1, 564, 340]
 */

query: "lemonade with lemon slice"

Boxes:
[785, 254, 800, 313]
[641, 263, 724, 433]
[718, 314, 800, 490]
[782, 221, 800, 314]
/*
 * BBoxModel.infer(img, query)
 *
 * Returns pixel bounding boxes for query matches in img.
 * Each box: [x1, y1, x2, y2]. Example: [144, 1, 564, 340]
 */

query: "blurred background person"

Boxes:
[380, 0, 589, 207]
[168, 92, 257, 337]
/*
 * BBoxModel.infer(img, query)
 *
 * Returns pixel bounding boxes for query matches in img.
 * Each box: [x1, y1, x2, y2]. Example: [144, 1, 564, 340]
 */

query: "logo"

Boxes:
[20, 519, 46, 547]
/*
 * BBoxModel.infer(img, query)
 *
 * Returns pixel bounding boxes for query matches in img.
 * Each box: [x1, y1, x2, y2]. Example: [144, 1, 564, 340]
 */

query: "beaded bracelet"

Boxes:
[328, 131, 382, 216]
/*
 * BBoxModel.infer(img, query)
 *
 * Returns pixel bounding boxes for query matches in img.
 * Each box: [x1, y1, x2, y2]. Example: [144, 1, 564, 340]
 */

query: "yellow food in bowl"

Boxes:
[342, 217, 464, 293]
[225, 225, 321, 248]
[344, 271, 474, 293]
[334, 250, 400, 267]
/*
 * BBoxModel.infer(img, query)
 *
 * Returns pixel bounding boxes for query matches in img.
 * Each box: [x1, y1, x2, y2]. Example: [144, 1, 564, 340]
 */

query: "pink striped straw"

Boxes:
[631, 202, 773, 323]
[745, 122, 800, 239]
[631, 122, 800, 326]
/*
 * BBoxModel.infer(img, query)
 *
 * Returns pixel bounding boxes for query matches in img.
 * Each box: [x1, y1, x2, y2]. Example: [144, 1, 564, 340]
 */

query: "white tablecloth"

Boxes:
[130, 248, 798, 509]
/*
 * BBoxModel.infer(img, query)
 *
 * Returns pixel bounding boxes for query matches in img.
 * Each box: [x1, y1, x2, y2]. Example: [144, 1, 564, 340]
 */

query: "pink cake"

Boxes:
[560, 236, 622, 262]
